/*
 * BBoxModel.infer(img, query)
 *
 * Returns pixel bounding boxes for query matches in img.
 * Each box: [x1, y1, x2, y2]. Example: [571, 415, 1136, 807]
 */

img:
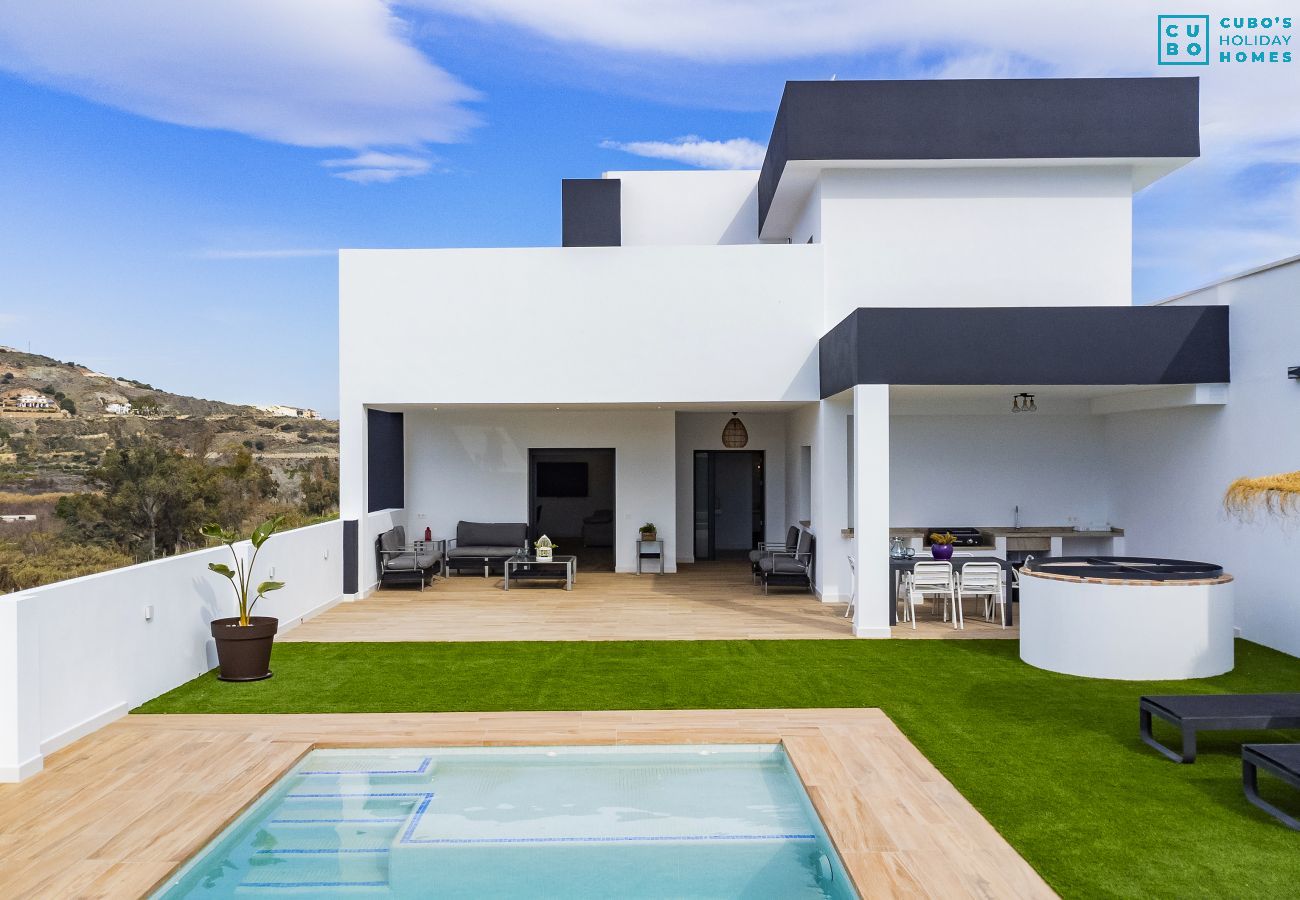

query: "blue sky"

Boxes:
[0, 2, 1297, 418]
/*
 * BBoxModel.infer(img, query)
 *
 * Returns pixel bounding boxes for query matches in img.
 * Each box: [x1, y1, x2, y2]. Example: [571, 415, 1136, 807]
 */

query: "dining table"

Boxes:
[888, 556, 1016, 626]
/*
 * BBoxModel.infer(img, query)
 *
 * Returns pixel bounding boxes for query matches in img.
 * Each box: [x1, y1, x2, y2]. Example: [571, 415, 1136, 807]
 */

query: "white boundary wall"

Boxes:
[0, 520, 343, 781]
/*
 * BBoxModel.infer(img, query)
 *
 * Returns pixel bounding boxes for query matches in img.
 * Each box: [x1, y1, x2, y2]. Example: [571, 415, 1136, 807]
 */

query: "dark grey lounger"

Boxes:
[1243, 744, 1300, 830]
[1140, 694, 1300, 763]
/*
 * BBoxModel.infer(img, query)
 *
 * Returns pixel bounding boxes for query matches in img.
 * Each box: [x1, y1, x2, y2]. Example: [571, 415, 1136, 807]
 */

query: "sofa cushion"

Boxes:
[384, 549, 439, 571]
[379, 527, 404, 553]
[449, 545, 524, 559]
[759, 556, 809, 575]
[384, 552, 418, 570]
[456, 521, 526, 548]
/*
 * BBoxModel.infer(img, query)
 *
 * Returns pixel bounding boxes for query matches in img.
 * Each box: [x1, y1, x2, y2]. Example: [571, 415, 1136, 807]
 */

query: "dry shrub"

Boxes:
[1224, 471, 1300, 519]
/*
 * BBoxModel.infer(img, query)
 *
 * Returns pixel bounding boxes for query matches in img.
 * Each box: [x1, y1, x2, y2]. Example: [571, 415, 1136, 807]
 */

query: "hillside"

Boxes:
[0, 345, 265, 417]
[0, 346, 337, 494]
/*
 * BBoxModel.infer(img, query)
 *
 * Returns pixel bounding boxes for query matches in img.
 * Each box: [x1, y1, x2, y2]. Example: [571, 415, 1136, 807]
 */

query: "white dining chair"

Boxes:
[895, 570, 917, 629]
[958, 562, 1005, 628]
[843, 555, 856, 619]
[910, 561, 960, 629]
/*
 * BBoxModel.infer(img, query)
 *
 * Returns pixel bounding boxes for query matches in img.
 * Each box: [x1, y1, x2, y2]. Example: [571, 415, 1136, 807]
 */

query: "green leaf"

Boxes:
[208, 562, 236, 579]
[250, 516, 284, 549]
[256, 580, 285, 595]
[200, 523, 235, 543]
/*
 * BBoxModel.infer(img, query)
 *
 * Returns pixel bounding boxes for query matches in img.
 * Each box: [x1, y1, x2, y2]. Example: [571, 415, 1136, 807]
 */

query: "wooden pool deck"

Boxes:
[0, 708, 1053, 898]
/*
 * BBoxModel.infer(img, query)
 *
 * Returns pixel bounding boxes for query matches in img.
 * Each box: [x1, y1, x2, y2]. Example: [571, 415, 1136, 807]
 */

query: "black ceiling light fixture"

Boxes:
[1289, 366, 1299, 380]
[721, 412, 749, 448]
[1012, 392, 1037, 413]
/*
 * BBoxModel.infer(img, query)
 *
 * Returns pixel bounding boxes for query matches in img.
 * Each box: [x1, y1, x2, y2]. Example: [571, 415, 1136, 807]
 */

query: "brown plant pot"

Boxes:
[640, 532, 657, 542]
[211, 616, 278, 682]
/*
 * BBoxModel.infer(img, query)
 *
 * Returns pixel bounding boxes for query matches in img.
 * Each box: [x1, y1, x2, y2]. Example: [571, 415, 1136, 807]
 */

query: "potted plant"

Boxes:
[202, 516, 286, 682]
[928, 531, 956, 561]
[639, 523, 657, 542]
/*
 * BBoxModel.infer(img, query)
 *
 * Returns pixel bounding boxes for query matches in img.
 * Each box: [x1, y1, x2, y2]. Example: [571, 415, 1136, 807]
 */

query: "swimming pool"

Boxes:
[152, 744, 856, 898]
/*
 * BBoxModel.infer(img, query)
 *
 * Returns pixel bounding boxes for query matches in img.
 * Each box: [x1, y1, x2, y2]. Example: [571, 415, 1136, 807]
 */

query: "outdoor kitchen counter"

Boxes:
[889, 526, 1125, 538]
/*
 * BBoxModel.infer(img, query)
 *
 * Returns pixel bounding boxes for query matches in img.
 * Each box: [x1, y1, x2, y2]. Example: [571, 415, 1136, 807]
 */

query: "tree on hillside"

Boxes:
[295, 458, 339, 516]
[57, 439, 201, 559]
[55, 438, 278, 559]
[206, 448, 278, 530]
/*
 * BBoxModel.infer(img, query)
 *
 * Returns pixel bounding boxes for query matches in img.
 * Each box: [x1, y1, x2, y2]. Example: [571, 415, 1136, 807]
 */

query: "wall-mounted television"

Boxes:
[536, 461, 589, 498]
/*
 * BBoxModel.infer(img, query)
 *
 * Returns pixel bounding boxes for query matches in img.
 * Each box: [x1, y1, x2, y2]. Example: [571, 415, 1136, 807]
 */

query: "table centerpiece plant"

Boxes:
[928, 531, 956, 560]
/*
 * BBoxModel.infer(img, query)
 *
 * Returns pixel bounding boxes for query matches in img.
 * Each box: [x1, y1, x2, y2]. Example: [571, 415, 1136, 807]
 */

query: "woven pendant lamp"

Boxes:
[721, 412, 748, 448]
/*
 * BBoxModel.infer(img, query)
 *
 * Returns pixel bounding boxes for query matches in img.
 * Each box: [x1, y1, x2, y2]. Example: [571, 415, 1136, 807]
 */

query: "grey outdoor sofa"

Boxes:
[750, 525, 801, 581]
[446, 521, 528, 577]
[375, 525, 443, 591]
[757, 529, 815, 594]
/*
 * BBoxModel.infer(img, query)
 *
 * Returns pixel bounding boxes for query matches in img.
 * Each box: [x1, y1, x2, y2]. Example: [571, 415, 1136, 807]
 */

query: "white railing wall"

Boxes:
[0, 520, 343, 781]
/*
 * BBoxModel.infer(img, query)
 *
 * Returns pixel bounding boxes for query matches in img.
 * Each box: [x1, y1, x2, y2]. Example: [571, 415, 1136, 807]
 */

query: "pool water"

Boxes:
[153, 744, 857, 898]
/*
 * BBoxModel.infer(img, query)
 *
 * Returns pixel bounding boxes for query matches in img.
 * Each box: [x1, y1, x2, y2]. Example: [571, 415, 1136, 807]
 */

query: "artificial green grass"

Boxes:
[137, 638, 1300, 898]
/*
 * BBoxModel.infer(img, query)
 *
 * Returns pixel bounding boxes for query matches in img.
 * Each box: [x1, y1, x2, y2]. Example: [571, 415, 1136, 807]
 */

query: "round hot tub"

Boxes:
[1019, 556, 1234, 680]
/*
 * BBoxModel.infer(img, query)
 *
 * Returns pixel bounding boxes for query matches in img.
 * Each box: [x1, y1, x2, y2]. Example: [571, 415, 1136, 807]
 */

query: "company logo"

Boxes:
[1158, 15, 1210, 64]
[1158, 15, 1293, 65]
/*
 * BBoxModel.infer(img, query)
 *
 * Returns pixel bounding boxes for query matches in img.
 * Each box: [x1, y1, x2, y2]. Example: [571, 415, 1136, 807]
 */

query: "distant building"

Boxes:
[257, 404, 320, 419]
[0, 389, 65, 415]
[0, 514, 36, 523]
[103, 401, 131, 415]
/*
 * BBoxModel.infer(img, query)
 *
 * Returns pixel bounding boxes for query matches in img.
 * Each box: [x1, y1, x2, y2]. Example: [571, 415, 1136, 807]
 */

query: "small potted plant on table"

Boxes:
[203, 516, 286, 682]
[639, 523, 657, 542]
[928, 531, 956, 561]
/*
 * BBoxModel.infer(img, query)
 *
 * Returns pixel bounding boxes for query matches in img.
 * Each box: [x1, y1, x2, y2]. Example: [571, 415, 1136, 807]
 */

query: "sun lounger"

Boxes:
[1139, 693, 1300, 763]
[1242, 743, 1300, 830]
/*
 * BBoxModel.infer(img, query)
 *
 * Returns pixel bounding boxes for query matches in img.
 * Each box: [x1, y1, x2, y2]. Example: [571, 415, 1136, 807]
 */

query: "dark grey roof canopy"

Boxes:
[760, 77, 1200, 234]
[819, 305, 1229, 397]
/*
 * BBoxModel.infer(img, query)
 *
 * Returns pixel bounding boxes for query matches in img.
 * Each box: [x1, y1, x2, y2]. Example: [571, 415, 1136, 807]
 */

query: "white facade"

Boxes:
[338, 159, 1192, 636]
[1106, 258, 1300, 655]
[815, 166, 1133, 322]
[613, 170, 761, 247]
[337, 77, 1284, 646]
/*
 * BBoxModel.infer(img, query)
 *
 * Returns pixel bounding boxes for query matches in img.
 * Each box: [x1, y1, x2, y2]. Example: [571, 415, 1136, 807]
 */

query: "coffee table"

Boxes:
[503, 554, 576, 590]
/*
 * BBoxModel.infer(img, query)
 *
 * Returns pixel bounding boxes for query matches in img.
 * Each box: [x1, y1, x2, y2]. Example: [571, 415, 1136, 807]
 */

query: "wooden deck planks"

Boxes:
[284, 560, 1017, 642]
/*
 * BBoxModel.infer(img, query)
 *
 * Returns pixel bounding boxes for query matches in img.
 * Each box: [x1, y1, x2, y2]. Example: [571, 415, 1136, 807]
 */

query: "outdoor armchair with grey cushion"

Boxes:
[758, 530, 815, 594]
[750, 525, 801, 581]
[375, 525, 444, 591]
[446, 521, 528, 577]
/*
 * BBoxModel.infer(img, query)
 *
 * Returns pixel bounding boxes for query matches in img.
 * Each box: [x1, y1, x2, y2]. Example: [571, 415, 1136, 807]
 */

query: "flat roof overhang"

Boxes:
[819, 305, 1230, 398]
[758, 77, 1201, 239]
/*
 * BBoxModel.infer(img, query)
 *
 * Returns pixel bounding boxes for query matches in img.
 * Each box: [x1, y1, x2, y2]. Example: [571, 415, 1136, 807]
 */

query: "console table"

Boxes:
[636, 539, 665, 575]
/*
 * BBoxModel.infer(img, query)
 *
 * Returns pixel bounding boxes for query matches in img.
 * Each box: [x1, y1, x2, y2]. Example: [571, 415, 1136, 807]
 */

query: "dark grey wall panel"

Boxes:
[562, 178, 621, 247]
[342, 519, 358, 594]
[760, 77, 1200, 231]
[819, 306, 1230, 397]
[366, 409, 404, 512]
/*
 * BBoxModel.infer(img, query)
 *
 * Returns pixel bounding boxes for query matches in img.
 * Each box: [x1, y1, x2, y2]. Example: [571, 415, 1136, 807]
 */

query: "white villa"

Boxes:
[4, 75, 1299, 801]
[339, 75, 1300, 642]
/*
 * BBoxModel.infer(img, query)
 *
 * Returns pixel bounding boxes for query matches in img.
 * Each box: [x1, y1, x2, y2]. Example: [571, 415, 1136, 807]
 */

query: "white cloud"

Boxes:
[0, 0, 479, 149]
[416, 2, 1299, 154]
[600, 136, 765, 169]
[321, 151, 433, 182]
